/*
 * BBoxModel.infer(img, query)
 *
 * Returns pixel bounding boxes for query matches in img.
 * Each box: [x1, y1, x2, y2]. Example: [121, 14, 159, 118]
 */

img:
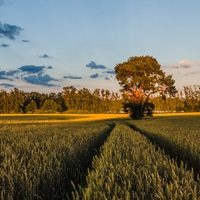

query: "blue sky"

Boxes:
[0, 0, 200, 93]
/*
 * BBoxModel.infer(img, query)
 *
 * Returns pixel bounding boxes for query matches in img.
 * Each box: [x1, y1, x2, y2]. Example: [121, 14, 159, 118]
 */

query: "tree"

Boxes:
[92, 89, 101, 113]
[25, 100, 37, 113]
[41, 99, 58, 113]
[115, 55, 177, 119]
[56, 92, 67, 113]
[0, 90, 9, 113]
[62, 86, 78, 110]
[184, 85, 200, 112]
[8, 88, 25, 113]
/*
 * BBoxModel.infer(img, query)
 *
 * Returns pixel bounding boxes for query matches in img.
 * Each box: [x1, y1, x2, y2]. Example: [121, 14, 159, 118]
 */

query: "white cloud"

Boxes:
[163, 60, 200, 73]
[162, 60, 200, 90]
[175, 60, 200, 69]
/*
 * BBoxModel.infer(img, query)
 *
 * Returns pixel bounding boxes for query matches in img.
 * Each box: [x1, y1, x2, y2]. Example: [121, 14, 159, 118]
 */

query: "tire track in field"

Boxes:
[125, 122, 200, 180]
[70, 122, 116, 197]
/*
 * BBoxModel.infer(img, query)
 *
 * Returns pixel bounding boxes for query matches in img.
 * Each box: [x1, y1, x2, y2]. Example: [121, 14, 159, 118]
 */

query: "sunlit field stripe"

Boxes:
[154, 112, 200, 117]
[0, 114, 129, 124]
[0, 112, 200, 124]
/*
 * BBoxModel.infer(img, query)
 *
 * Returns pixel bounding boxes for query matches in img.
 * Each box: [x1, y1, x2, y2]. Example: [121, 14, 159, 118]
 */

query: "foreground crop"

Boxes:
[0, 115, 200, 199]
[126, 115, 200, 177]
[0, 122, 114, 199]
[74, 124, 200, 199]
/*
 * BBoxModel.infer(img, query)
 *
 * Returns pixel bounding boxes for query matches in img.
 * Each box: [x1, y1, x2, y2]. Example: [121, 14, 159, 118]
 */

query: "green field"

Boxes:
[0, 115, 200, 199]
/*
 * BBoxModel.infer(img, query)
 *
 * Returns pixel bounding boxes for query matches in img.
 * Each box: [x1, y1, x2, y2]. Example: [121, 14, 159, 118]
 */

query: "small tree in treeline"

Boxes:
[115, 55, 177, 119]
[184, 85, 200, 111]
[25, 100, 37, 113]
[41, 99, 58, 113]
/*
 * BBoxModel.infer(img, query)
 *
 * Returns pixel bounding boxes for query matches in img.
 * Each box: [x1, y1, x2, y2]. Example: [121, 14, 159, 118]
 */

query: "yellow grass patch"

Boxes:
[154, 112, 200, 117]
[67, 114, 129, 122]
[1, 112, 200, 124]
[0, 113, 129, 124]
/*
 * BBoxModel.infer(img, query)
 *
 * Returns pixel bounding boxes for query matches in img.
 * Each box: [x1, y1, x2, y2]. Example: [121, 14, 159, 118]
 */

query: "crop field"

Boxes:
[0, 114, 200, 199]
[125, 115, 200, 177]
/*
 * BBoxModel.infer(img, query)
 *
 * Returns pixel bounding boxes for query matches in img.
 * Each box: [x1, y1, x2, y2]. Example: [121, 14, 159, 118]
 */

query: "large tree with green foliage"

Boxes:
[115, 55, 177, 119]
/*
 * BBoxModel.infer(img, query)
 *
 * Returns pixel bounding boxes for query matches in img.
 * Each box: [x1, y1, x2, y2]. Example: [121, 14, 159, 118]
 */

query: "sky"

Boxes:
[0, 0, 200, 93]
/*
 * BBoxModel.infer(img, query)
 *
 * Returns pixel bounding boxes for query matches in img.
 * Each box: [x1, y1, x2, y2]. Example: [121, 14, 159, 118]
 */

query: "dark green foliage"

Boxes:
[124, 102, 144, 119]
[41, 99, 58, 113]
[25, 100, 37, 113]
[124, 102, 155, 119]
[0, 87, 123, 114]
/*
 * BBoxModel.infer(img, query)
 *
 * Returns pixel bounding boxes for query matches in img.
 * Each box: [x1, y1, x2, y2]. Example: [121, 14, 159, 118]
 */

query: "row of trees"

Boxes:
[0, 87, 123, 114]
[150, 85, 200, 112]
[0, 85, 199, 114]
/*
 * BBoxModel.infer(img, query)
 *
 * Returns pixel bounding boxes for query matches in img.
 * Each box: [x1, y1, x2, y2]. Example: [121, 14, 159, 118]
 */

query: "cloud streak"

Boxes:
[19, 65, 45, 74]
[23, 74, 58, 87]
[6, 70, 19, 76]
[90, 73, 99, 79]
[86, 61, 107, 69]
[104, 77, 110, 80]
[0, 71, 6, 76]
[0, 22, 23, 40]
[22, 40, 29, 43]
[1, 43, 9, 47]
[0, 70, 13, 80]
[0, 75, 13, 81]
[63, 75, 82, 79]
[104, 70, 115, 75]
[0, 83, 15, 88]
[39, 54, 52, 59]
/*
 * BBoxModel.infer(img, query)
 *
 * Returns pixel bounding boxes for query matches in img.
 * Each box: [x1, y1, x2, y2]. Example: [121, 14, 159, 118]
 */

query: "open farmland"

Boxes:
[0, 114, 200, 199]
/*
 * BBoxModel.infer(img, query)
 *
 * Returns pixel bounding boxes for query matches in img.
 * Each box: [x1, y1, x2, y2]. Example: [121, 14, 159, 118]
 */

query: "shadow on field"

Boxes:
[64, 121, 116, 199]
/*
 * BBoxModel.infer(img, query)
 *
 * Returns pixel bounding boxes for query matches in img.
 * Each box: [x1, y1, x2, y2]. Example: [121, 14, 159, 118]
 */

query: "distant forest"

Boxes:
[0, 85, 199, 114]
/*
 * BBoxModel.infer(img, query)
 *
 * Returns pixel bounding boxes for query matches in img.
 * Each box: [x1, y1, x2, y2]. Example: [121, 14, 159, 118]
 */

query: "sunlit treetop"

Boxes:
[115, 55, 177, 100]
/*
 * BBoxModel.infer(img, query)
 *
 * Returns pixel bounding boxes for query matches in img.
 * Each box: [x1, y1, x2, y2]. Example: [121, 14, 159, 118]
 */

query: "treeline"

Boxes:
[150, 85, 200, 112]
[0, 86, 123, 114]
[0, 85, 199, 114]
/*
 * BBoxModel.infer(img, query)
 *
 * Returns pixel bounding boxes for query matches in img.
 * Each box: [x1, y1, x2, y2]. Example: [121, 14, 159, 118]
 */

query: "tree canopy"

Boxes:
[115, 55, 177, 119]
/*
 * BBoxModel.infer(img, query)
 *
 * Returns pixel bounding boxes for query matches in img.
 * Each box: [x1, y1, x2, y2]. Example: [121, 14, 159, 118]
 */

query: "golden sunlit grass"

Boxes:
[0, 112, 200, 124]
[0, 113, 129, 124]
[154, 112, 200, 117]
[67, 113, 129, 122]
